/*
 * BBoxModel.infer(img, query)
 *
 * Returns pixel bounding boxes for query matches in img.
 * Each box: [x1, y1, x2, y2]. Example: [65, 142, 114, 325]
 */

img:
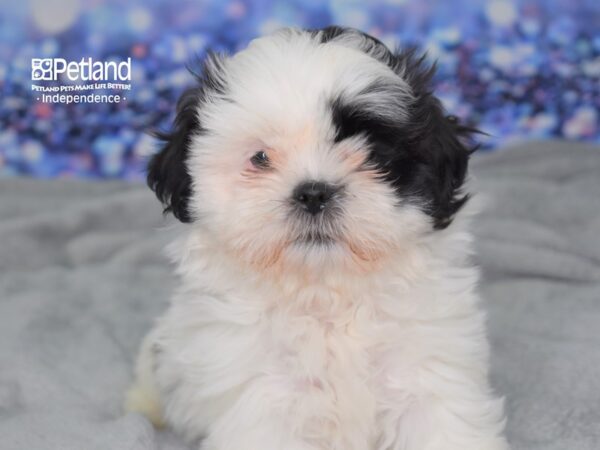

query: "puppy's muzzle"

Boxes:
[292, 181, 339, 216]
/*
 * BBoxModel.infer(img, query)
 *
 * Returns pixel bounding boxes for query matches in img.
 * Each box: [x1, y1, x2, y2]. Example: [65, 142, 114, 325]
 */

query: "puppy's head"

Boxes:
[148, 27, 476, 274]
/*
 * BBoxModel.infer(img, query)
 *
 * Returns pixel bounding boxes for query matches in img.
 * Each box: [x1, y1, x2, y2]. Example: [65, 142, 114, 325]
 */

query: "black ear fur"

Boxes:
[394, 49, 478, 229]
[415, 100, 474, 230]
[147, 87, 200, 223]
[147, 52, 226, 223]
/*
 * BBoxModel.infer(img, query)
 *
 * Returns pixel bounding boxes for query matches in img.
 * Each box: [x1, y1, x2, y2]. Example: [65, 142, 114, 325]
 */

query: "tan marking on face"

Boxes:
[286, 124, 316, 148]
[343, 239, 387, 273]
[339, 146, 369, 172]
[232, 236, 290, 274]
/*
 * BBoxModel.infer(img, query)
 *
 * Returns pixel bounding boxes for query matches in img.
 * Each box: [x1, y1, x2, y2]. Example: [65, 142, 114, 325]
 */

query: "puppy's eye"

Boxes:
[250, 150, 270, 169]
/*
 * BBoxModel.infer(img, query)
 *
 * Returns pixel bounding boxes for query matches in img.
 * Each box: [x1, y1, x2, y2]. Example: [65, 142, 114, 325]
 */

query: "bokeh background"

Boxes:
[0, 0, 599, 179]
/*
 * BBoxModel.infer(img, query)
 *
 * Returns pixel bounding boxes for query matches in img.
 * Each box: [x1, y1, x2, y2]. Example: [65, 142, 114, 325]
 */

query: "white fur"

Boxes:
[126, 29, 509, 450]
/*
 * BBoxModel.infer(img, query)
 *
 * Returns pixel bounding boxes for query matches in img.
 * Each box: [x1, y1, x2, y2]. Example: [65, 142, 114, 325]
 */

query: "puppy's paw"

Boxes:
[124, 381, 166, 428]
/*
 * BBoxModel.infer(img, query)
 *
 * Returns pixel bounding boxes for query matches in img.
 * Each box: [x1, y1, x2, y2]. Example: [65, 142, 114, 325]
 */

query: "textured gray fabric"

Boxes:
[0, 141, 598, 450]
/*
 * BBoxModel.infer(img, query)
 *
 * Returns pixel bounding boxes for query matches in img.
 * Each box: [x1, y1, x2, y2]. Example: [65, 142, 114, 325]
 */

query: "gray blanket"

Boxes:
[1, 141, 599, 450]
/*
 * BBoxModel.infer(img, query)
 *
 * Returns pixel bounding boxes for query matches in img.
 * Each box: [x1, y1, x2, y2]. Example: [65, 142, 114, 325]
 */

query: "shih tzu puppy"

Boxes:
[125, 26, 509, 450]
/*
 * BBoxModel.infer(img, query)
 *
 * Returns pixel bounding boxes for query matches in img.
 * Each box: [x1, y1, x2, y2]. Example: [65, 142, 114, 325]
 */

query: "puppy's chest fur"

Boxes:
[265, 284, 407, 391]
[268, 286, 419, 435]
[157, 275, 434, 446]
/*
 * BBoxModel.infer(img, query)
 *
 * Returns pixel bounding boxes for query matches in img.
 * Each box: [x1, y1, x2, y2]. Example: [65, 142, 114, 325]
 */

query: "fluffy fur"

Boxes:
[126, 26, 509, 450]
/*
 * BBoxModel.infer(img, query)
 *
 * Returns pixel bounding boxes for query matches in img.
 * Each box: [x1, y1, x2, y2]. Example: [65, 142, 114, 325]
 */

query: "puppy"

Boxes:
[125, 26, 509, 450]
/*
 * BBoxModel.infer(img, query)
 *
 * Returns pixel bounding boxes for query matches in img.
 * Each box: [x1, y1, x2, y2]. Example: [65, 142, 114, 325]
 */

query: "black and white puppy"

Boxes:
[126, 26, 509, 450]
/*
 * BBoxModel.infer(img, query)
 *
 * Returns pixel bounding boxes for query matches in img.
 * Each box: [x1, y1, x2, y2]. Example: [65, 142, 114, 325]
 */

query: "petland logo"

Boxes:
[32, 57, 131, 81]
[31, 57, 132, 104]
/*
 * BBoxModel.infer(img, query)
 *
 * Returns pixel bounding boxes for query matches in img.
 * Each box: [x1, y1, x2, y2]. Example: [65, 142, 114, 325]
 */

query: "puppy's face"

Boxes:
[149, 27, 474, 274]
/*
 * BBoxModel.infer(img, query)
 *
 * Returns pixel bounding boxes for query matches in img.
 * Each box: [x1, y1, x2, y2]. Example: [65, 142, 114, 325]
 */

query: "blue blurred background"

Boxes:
[0, 0, 599, 179]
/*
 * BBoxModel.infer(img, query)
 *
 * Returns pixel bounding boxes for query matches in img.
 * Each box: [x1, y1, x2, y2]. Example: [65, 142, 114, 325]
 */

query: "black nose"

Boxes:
[292, 181, 337, 215]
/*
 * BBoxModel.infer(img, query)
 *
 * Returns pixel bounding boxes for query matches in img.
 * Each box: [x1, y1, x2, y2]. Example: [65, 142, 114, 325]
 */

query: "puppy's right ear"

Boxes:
[147, 52, 227, 223]
[147, 87, 200, 223]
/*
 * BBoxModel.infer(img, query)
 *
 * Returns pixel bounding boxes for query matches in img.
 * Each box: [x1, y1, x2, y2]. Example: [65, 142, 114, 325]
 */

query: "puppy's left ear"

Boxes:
[425, 107, 478, 229]
[147, 52, 227, 223]
[397, 50, 478, 229]
[147, 87, 201, 223]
